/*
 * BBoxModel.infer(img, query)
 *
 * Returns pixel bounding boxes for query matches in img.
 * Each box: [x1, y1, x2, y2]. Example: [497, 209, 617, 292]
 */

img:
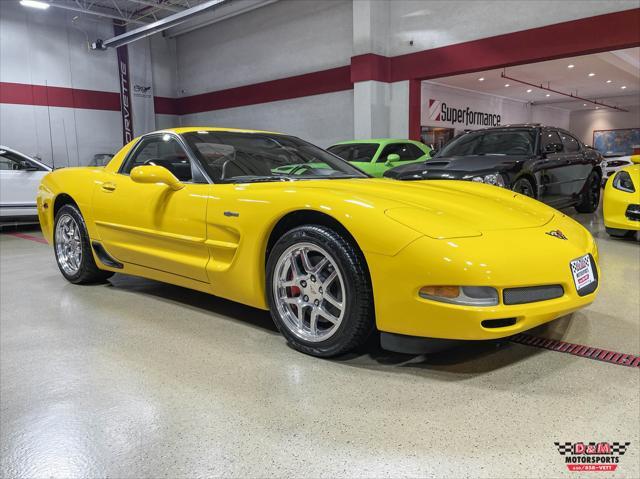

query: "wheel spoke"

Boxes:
[296, 304, 305, 327]
[323, 270, 337, 286]
[318, 306, 340, 324]
[312, 257, 328, 274]
[309, 310, 319, 335]
[324, 293, 343, 310]
[299, 248, 314, 274]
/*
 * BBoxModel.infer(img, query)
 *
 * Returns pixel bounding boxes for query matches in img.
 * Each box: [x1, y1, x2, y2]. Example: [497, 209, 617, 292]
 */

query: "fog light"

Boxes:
[419, 285, 499, 306]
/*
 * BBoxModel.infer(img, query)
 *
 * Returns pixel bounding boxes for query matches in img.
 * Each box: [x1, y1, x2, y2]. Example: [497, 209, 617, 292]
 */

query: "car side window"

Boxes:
[560, 133, 581, 153]
[0, 153, 21, 170]
[121, 136, 195, 182]
[377, 143, 424, 162]
[0, 151, 42, 171]
[540, 130, 563, 152]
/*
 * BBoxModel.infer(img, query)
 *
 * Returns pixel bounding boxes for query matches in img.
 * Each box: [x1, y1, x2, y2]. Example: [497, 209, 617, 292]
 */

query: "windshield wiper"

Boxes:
[228, 175, 296, 184]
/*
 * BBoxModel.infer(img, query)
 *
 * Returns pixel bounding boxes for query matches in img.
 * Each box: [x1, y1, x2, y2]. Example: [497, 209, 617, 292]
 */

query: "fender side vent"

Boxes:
[91, 241, 123, 269]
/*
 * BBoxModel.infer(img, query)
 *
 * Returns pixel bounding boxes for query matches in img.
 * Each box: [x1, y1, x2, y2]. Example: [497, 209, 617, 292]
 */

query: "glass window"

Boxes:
[541, 130, 563, 152]
[561, 133, 581, 153]
[182, 131, 367, 183]
[0, 150, 42, 171]
[326, 143, 379, 163]
[438, 130, 535, 157]
[121, 135, 194, 182]
[378, 143, 425, 162]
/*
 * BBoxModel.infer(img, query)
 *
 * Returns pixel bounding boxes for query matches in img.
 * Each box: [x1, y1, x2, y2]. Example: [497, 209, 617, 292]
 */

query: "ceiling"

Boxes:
[48, 0, 215, 25]
[427, 48, 640, 111]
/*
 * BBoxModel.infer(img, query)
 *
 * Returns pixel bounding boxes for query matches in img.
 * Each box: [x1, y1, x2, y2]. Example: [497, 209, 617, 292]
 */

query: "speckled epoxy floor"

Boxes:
[1, 209, 638, 478]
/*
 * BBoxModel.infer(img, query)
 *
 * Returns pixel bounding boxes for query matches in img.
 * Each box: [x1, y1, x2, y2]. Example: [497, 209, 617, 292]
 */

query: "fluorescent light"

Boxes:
[545, 93, 551, 97]
[621, 85, 627, 89]
[583, 103, 587, 106]
[526, 89, 532, 93]
[595, 106, 599, 109]
[478, 77, 485, 82]
[588, 72, 595, 77]
[20, 0, 49, 9]
[567, 64, 575, 69]
[504, 83, 510, 87]
[606, 80, 612, 83]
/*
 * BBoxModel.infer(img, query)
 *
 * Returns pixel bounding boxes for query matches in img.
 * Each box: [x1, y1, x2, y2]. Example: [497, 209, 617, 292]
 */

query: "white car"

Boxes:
[0, 146, 51, 222]
[602, 155, 634, 185]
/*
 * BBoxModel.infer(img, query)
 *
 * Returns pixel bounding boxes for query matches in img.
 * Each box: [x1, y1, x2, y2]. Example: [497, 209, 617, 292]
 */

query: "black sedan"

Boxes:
[384, 125, 603, 213]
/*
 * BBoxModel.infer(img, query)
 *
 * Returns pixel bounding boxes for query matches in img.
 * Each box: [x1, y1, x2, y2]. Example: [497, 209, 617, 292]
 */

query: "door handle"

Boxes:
[101, 182, 117, 192]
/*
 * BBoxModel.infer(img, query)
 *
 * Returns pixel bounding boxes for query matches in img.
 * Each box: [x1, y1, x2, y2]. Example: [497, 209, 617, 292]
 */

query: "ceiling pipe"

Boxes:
[127, 0, 184, 14]
[501, 72, 628, 112]
[98, 0, 227, 49]
[46, 2, 148, 25]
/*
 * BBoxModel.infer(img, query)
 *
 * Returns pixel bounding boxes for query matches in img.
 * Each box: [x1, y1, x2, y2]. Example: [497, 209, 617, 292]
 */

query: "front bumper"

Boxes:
[367, 216, 599, 340]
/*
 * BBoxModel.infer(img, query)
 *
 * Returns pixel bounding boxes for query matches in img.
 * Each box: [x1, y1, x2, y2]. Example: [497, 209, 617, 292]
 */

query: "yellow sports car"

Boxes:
[37, 127, 600, 357]
[603, 156, 640, 238]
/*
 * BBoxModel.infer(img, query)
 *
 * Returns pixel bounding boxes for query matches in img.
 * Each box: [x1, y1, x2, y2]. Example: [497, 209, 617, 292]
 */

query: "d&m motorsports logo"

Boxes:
[555, 442, 631, 472]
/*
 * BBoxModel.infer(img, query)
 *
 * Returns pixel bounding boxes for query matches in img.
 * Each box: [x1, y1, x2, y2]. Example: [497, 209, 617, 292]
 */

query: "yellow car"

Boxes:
[603, 156, 640, 238]
[37, 127, 600, 357]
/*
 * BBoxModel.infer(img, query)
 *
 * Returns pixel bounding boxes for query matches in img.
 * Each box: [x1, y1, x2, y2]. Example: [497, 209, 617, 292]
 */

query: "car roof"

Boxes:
[159, 126, 283, 135]
[331, 139, 418, 145]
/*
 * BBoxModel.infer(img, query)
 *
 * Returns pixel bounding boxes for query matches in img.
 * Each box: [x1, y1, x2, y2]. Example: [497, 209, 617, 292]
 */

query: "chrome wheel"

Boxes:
[272, 242, 346, 342]
[55, 214, 82, 276]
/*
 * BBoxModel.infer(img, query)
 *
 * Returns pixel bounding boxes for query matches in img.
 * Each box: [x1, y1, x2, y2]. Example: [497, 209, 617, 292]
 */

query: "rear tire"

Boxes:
[53, 204, 114, 284]
[575, 170, 601, 213]
[266, 225, 374, 357]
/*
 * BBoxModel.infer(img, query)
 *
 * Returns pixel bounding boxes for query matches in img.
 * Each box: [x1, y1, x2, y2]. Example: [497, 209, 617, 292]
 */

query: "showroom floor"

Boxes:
[1, 208, 638, 478]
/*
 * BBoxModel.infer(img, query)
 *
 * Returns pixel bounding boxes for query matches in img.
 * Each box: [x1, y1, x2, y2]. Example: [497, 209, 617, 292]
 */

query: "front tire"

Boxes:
[575, 170, 601, 213]
[266, 225, 374, 357]
[512, 177, 535, 198]
[54, 204, 114, 284]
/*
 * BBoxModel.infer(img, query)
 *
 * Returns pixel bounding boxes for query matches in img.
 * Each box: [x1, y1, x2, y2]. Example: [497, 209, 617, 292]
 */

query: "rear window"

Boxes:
[438, 130, 535, 157]
[327, 143, 380, 163]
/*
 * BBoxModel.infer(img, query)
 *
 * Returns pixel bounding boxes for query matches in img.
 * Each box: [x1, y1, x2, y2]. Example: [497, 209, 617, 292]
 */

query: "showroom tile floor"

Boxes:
[1, 209, 638, 478]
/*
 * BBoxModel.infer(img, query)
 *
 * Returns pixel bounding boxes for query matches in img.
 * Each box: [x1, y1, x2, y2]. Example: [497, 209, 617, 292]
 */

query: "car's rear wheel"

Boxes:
[54, 204, 114, 284]
[266, 225, 374, 357]
[575, 170, 601, 213]
[512, 177, 535, 198]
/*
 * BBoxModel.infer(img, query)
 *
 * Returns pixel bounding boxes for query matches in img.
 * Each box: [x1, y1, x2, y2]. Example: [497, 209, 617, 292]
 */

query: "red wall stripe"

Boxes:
[154, 96, 181, 115]
[178, 66, 352, 115]
[0, 82, 121, 111]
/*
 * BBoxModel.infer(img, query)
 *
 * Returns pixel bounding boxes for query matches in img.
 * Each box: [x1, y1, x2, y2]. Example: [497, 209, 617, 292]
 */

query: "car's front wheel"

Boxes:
[266, 225, 374, 357]
[512, 177, 535, 198]
[54, 204, 114, 284]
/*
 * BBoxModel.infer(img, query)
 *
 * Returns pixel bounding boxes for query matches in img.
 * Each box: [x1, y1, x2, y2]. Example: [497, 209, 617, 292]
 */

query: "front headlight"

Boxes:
[419, 286, 499, 306]
[613, 171, 635, 193]
[470, 173, 507, 187]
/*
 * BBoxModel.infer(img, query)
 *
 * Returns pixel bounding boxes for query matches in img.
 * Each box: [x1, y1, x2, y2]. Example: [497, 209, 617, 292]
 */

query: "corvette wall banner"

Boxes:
[113, 23, 156, 146]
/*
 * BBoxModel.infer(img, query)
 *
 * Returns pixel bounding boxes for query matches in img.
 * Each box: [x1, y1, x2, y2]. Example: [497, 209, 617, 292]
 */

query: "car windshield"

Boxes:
[437, 130, 535, 157]
[182, 131, 368, 183]
[327, 143, 379, 163]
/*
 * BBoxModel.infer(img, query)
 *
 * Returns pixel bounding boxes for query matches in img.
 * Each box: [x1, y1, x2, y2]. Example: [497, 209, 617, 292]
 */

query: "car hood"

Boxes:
[300, 178, 554, 239]
[385, 154, 528, 179]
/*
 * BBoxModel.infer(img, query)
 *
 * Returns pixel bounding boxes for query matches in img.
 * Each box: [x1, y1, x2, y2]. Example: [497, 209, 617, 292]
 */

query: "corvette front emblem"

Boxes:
[546, 230, 568, 240]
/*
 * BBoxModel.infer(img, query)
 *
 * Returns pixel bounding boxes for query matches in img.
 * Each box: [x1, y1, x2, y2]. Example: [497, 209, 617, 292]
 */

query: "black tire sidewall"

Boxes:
[53, 204, 109, 283]
[513, 177, 535, 198]
[576, 171, 601, 213]
[266, 225, 373, 357]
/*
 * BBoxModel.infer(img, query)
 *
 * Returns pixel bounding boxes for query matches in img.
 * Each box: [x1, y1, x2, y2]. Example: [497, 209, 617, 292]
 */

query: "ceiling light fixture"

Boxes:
[583, 103, 587, 106]
[567, 64, 575, 69]
[606, 80, 612, 83]
[478, 77, 485, 82]
[504, 84, 510, 87]
[588, 73, 595, 77]
[621, 85, 627, 89]
[545, 94, 551, 97]
[19, 0, 50, 9]
[526, 89, 532, 93]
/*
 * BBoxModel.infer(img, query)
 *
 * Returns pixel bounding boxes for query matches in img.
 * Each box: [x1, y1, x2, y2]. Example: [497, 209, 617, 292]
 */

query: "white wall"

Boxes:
[181, 90, 354, 148]
[421, 82, 570, 133]
[387, 0, 639, 56]
[0, 1, 123, 166]
[569, 106, 640, 146]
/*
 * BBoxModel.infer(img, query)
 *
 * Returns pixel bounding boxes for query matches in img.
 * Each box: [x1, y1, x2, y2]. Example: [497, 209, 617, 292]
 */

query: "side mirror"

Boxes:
[385, 153, 401, 166]
[630, 155, 640, 165]
[544, 143, 563, 154]
[130, 165, 184, 191]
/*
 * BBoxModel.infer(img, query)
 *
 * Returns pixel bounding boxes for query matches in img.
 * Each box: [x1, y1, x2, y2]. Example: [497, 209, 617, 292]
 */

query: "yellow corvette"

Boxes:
[37, 127, 600, 357]
[603, 156, 640, 238]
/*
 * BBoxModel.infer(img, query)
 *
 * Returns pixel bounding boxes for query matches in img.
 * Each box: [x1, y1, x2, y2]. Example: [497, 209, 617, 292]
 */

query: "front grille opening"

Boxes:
[503, 285, 564, 305]
[481, 318, 517, 329]
[626, 204, 640, 222]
